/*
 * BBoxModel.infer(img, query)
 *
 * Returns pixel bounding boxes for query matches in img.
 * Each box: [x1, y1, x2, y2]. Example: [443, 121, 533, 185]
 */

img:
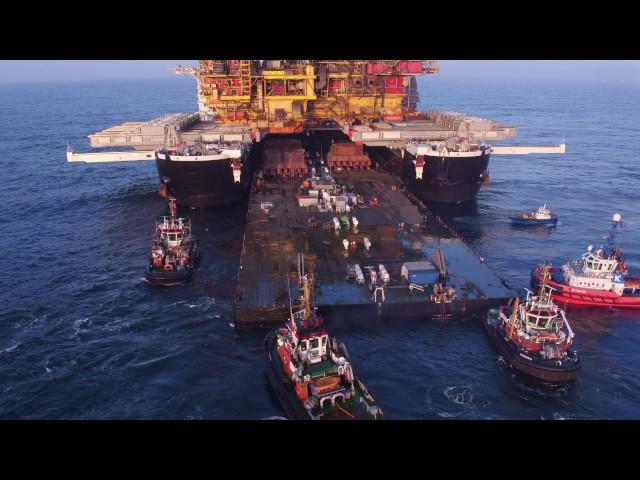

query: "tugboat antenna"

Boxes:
[608, 213, 623, 248]
[287, 276, 294, 321]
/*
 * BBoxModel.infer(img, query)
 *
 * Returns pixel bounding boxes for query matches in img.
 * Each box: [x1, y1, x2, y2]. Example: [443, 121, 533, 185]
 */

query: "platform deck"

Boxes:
[234, 163, 512, 328]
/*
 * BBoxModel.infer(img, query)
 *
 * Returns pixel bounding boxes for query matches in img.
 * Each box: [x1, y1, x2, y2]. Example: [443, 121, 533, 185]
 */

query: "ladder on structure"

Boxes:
[239, 60, 252, 97]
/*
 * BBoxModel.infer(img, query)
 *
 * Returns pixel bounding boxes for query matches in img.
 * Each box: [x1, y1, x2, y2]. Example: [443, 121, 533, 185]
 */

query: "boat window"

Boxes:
[310, 338, 319, 349]
[300, 341, 307, 352]
[322, 336, 327, 346]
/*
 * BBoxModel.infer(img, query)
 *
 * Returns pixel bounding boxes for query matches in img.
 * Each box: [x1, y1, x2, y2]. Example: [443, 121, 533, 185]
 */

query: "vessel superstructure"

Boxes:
[176, 60, 439, 126]
[70, 60, 565, 207]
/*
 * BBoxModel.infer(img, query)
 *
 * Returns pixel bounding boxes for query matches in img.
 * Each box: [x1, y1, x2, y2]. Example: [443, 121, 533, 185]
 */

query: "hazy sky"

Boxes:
[1, 60, 639, 84]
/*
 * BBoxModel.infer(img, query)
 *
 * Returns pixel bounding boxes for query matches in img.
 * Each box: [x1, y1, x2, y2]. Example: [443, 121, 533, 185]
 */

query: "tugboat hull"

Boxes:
[144, 269, 195, 286]
[155, 155, 252, 207]
[531, 266, 640, 309]
[482, 313, 581, 386]
[264, 331, 382, 420]
[404, 151, 490, 204]
[265, 331, 310, 420]
[510, 216, 558, 227]
[145, 241, 200, 287]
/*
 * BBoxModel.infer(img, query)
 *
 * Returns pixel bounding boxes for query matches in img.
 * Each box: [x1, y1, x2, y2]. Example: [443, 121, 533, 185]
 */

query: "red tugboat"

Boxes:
[531, 213, 640, 309]
[265, 274, 384, 420]
[483, 266, 580, 386]
[144, 197, 200, 286]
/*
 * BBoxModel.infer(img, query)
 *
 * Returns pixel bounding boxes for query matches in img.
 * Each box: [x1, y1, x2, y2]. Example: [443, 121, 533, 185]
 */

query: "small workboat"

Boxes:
[265, 274, 383, 420]
[531, 213, 640, 309]
[510, 203, 558, 226]
[483, 266, 580, 386]
[144, 197, 200, 286]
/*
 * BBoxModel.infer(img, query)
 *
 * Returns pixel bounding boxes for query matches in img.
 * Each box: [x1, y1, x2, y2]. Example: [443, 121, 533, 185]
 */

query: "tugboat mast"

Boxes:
[537, 265, 551, 299]
[168, 196, 177, 221]
[505, 296, 520, 341]
[301, 274, 314, 323]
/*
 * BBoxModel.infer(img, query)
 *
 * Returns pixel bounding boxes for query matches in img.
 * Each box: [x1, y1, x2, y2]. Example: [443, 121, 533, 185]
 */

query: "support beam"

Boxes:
[67, 150, 156, 163]
[491, 144, 566, 155]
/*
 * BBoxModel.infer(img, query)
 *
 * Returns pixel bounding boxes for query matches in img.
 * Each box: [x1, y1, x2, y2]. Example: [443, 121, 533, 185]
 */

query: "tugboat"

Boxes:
[483, 266, 580, 386]
[144, 197, 200, 286]
[510, 204, 558, 226]
[531, 213, 640, 309]
[265, 274, 384, 420]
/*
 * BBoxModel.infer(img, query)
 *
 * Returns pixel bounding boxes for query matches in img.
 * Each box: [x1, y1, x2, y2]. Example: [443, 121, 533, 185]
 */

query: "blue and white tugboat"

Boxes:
[144, 196, 200, 286]
[510, 204, 558, 227]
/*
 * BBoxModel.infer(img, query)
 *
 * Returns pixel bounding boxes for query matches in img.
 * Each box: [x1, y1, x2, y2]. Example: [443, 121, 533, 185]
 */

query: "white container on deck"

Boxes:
[378, 264, 390, 284]
[354, 264, 365, 285]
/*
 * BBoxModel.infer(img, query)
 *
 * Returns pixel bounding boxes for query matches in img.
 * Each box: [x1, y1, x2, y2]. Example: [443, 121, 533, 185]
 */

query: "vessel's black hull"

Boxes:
[144, 269, 195, 286]
[482, 316, 581, 386]
[510, 216, 558, 227]
[264, 331, 313, 420]
[404, 152, 490, 204]
[155, 155, 252, 207]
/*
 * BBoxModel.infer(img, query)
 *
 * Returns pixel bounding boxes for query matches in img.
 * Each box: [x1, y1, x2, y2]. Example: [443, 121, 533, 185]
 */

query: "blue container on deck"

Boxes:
[401, 261, 440, 285]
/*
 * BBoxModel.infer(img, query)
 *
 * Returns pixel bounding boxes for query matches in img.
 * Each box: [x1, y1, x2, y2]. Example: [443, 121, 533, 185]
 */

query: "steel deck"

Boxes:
[234, 133, 512, 328]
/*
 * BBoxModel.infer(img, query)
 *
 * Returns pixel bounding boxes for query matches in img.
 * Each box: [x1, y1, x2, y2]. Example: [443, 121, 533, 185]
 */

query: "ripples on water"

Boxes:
[0, 77, 639, 419]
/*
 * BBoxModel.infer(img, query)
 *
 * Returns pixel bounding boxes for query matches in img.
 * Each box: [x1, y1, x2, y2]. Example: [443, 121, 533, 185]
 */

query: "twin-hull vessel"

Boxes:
[531, 214, 640, 308]
[156, 142, 251, 208]
[403, 137, 491, 204]
[265, 274, 383, 420]
[484, 266, 580, 386]
[511, 204, 558, 226]
[144, 197, 200, 286]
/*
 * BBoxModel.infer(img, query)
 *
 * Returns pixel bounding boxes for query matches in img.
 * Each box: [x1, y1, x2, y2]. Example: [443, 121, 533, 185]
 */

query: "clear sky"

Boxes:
[1, 60, 639, 84]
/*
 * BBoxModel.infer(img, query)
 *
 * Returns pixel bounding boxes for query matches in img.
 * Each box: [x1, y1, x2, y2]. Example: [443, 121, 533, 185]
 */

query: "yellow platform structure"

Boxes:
[186, 60, 438, 127]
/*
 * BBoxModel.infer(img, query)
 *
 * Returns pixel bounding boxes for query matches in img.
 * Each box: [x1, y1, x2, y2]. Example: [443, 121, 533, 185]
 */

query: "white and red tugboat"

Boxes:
[531, 213, 640, 309]
[144, 197, 200, 286]
[511, 203, 558, 227]
[484, 266, 580, 386]
[265, 274, 383, 420]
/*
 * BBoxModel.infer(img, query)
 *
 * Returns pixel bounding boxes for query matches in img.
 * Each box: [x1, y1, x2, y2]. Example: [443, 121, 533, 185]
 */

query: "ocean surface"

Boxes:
[0, 75, 639, 419]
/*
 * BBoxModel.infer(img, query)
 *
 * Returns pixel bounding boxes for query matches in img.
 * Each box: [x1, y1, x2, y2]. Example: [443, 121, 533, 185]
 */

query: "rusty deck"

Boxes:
[233, 132, 512, 328]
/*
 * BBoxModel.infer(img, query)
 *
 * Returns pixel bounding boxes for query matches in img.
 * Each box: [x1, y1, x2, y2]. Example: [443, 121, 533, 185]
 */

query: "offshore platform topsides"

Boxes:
[68, 60, 566, 327]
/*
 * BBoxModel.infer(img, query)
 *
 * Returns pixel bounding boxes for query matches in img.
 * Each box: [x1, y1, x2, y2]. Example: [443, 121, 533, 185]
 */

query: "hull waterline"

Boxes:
[482, 316, 581, 386]
[404, 152, 490, 204]
[155, 155, 252, 207]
